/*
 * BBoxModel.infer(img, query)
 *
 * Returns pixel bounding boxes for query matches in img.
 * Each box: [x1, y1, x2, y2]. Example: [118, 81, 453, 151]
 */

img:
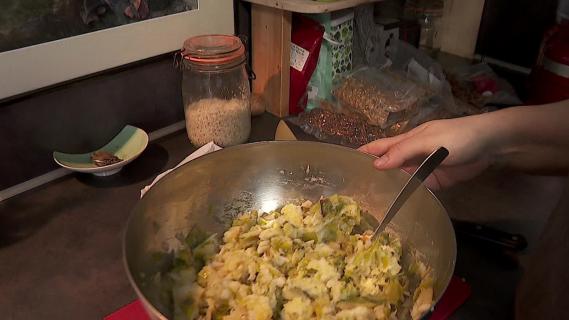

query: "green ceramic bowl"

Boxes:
[53, 125, 149, 176]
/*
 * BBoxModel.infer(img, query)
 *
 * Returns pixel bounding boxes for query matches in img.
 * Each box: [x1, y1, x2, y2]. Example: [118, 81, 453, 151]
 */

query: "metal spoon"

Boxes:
[372, 146, 449, 239]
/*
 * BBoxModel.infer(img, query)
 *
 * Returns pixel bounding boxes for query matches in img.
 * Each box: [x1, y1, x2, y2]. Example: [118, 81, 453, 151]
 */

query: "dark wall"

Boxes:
[0, 55, 184, 190]
[1, 2, 249, 191]
[476, 0, 558, 68]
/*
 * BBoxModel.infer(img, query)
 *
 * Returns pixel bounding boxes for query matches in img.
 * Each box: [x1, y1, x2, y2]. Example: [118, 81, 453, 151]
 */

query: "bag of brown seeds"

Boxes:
[291, 100, 386, 148]
[332, 66, 430, 128]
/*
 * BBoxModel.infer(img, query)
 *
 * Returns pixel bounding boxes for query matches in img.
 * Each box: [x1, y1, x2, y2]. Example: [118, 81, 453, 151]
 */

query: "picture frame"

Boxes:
[0, 0, 234, 100]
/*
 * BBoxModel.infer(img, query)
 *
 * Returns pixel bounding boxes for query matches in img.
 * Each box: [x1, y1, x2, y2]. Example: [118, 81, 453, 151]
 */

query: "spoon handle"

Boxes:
[372, 147, 449, 239]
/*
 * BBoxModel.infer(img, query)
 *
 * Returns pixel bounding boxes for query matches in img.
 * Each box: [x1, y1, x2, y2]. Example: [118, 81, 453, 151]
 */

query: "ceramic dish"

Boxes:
[53, 125, 148, 176]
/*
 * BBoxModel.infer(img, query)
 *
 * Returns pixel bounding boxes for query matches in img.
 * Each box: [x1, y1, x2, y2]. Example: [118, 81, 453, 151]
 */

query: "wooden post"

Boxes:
[440, 0, 485, 58]
[251, 4, 292, 117]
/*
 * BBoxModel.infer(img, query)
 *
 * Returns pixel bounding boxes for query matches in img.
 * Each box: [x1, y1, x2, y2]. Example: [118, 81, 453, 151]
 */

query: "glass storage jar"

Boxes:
[181, 35, 251, 147]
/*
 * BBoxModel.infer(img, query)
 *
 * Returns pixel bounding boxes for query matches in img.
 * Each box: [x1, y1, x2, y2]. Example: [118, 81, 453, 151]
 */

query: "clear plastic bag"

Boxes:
[332, 66, 430, 128]
[295, 35, 485, 144]
[292, 94, 482, 148]
[291, 100, 386, 148]
[447, 63, 522, 107]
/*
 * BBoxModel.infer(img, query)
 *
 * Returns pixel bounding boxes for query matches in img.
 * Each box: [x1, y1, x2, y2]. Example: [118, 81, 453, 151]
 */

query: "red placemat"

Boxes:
[430, 276, 472, 320]
[106, 276, 470, 320]
[104, 300, 150, 320]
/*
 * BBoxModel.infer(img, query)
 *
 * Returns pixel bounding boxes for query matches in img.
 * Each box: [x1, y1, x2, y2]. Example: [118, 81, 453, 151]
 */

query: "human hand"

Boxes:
[359, 116, 495, 190]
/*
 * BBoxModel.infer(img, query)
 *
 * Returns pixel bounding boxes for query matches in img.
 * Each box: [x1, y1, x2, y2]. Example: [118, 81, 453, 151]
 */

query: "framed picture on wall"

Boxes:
[0, 0, 234, 100]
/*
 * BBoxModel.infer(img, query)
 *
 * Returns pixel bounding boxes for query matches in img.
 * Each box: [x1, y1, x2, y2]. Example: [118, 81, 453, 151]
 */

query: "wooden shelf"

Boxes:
[243, 0, 381, 14]
[246, 0, 380, 117]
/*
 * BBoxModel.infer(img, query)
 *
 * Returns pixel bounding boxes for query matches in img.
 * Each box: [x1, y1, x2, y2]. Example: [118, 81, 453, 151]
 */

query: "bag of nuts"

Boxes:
[332, 66, 430, 128]
[291, 100, 386, 148]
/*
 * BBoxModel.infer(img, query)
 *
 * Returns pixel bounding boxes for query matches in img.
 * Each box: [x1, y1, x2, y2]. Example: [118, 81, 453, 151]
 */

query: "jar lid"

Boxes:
[182, 35, 245, 66]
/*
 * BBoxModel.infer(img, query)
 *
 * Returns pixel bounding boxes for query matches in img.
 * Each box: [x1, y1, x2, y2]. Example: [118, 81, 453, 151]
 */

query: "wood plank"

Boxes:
[440, 0, 485, 58]
[243, 0, 381, 13]
[251, 4, 292, 117]
[275, 120, 298, 141]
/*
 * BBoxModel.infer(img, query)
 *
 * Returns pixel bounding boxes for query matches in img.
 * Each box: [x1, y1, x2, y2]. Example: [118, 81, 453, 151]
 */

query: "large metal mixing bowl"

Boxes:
[123, 141, 456, 319]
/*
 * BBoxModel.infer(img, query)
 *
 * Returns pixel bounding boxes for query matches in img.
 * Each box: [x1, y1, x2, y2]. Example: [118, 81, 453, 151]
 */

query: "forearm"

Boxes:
[485, 100, 569, 174]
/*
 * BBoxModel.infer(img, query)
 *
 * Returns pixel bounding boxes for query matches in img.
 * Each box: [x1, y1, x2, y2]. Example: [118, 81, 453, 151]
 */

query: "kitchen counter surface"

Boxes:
[0, 113, 565, 319]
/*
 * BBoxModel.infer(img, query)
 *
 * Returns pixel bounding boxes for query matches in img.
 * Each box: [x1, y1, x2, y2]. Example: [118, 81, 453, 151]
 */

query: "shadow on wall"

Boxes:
[0, 54, 184, 191]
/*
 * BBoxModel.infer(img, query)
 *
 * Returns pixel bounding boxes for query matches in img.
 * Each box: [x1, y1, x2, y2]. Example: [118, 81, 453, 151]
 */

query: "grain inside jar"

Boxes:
[185, 98, 251, 147]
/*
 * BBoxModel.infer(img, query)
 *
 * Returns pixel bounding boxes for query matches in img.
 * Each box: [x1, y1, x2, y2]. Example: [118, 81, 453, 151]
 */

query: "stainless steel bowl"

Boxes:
[123, 141, 456, 319]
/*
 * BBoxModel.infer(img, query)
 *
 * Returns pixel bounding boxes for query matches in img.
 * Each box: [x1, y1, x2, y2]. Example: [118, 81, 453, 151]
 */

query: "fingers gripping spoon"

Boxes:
[372, 147, 450, 240]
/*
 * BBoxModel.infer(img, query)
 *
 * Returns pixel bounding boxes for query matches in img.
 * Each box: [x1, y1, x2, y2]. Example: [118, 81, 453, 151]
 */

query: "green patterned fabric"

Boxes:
[329, 16, 353, 79]
[306, 11, 354, 110]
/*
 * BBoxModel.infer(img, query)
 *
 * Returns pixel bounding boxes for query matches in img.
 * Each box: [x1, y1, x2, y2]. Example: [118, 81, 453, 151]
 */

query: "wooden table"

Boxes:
[243, 0, 381, 117]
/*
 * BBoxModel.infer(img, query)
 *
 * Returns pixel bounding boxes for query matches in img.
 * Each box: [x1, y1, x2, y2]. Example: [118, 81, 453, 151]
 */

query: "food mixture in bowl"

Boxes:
[167, 195, 433, 320]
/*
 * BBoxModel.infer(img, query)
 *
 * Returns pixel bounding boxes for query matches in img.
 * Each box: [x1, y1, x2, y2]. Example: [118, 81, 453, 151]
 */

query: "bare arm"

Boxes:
[489, 100, 569, 174]
[359, 99, 569, 189]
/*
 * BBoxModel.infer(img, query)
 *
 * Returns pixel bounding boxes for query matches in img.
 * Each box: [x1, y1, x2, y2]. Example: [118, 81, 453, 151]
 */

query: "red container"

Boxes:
[528, 22, 569, 104]
[289, 15, 324, 115]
